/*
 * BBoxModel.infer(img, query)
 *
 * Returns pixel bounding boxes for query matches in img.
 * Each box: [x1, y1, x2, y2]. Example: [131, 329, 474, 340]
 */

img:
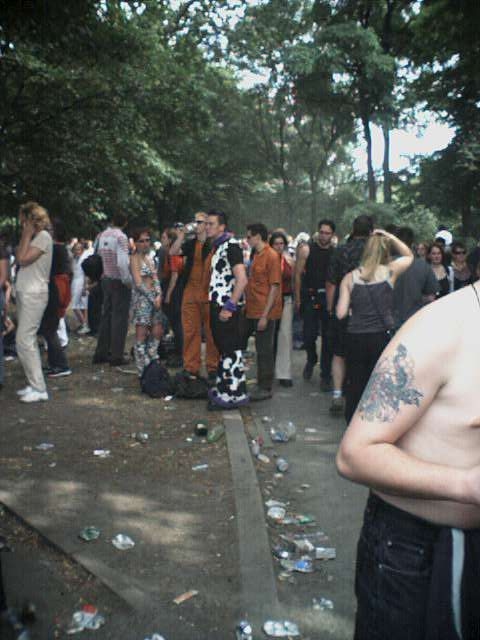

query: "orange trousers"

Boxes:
[182, 298, 219, 375]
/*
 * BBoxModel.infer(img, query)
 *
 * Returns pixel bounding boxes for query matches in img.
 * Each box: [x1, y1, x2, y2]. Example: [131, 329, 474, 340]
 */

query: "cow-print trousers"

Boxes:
[209, 303, 248, 407]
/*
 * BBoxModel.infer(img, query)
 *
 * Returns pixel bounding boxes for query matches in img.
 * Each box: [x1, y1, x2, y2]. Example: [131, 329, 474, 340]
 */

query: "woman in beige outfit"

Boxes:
[15, 202, 53, 403]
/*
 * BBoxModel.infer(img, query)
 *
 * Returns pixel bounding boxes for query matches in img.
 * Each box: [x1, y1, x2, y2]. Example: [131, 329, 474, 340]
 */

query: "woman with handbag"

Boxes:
[336, 229, 413, 423]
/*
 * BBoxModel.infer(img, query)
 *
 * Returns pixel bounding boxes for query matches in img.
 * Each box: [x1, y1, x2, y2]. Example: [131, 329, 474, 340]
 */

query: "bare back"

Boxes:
[337, 282, 480, 529]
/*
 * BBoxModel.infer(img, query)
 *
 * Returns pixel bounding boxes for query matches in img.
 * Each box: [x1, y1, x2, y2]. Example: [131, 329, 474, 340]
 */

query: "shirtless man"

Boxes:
[336, 280, 480, 640]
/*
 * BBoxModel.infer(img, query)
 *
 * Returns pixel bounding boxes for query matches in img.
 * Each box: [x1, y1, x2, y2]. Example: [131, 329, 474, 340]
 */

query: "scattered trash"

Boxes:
[93, 449, 111, 458]
[267, 506, 286, 522]
[312, 597, 334, 611]
[315, 547, 336, 560]
[110, 387, 124, 393]
[2, 607, 30, 639]
[272, 545, 290, 560]
[79, 526, 101, 542]
[164, 395, 174, 402]
[304, 428, 318, 433]
[112, 534, 135, 550]
[48, 462, 57, 468]
[173, 590, 198, 605]
[280, 557, 314, 573]
[66, 605, 105, 634]
[185, 437, 193, 443]
[257, 453, 270, 464]
[263, 620, 300, 637]
[34, 443, 55, 452]
[132, 432, 149, 443]
[300, 484, 311, 489]
[235, 620, 253, 640]
[287, 538, 314, 553]
[18, 418, 27, 424]
[144, 635, 166, 640]
[270, 421, 296, 443]
[265, 499, 287, 509]
[192, 464, 208, 471]
[262, 416, 273, 423]
[194, 423, 208, 437]
[250, 439, 261, 457]
[276, 458, 289, 473]
[163, 405, 176, 411]
[207, 425, 225, 443]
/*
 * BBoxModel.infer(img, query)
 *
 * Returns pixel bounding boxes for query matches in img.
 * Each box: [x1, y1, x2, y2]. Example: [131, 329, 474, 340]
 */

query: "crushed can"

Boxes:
[195, 423, 208, 437]
[263, 620, 300, 637]
[79, 526, 101, 542]
[235, 620, 253, 640]
[276, 458, 289, 473]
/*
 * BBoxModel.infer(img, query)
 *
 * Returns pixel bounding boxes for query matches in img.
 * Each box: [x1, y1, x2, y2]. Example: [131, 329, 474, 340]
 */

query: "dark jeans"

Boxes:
[87, 281, 103, 335]
[302, 294, 332, 379]
[43, 326, 69, 370]
[246, 318, 275, 391]
[210, 304, 246, 354]
[0, 290, 4, 385]
[164, 282, 184, 356]
[94, 278, 131, 362]
[344, 331, 390, 423]
[355, 493, 480, 640]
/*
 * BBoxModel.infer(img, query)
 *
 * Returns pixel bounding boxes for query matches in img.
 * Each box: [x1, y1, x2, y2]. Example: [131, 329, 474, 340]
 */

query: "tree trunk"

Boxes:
[382, 124, 392, 203]
[362, 115, 376, 201]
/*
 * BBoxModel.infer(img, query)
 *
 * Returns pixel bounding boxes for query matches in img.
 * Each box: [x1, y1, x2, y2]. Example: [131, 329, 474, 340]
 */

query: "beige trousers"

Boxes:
[16, 290, 49, 392]
[275, 295, 293, 381]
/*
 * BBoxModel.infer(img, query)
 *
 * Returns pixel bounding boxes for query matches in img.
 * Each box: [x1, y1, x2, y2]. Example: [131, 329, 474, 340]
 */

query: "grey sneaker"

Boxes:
[249, 386, 273, 402]
[329, 396, 344, 415]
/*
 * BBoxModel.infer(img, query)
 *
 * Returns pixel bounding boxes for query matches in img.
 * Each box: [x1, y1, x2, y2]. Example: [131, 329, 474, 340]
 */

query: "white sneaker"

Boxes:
[20, 389, 49, 403]
[77, 324, 90, 335]
[17, 386, 33, 396]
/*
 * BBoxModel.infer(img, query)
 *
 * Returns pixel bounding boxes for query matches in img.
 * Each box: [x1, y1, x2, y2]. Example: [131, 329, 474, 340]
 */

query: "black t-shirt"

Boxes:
[51, 243, 72, 276]
[227, 243, 243, 267]
[303, 243, 334, 290]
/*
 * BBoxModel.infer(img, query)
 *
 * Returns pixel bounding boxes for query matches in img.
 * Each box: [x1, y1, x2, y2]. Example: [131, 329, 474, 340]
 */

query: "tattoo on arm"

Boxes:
[358, 343, 424, 423]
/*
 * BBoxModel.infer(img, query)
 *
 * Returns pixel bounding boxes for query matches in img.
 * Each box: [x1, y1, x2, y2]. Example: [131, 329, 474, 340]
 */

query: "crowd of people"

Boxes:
[2, 202, 480, 637]
[0, 202, 480, 416]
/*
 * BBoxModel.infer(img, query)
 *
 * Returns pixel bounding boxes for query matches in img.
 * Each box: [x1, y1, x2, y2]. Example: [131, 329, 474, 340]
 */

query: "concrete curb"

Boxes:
[223, 410, 280, 627]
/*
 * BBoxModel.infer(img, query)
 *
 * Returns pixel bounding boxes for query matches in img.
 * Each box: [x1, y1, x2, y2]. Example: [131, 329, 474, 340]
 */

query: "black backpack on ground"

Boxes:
[174, 371, 208, 399]
[140, 361, 175, 398]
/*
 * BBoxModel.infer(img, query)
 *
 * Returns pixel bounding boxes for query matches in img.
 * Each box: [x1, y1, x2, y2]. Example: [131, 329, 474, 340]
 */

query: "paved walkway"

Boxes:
[0, 335, 365, 638]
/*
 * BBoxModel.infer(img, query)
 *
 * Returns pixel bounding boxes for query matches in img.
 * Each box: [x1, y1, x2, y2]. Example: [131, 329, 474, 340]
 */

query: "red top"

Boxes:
[281, 256, 293, 295]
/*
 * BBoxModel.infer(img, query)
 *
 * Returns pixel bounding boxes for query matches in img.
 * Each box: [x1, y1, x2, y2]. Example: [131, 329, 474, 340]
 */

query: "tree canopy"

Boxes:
[1, 0, 478, 239]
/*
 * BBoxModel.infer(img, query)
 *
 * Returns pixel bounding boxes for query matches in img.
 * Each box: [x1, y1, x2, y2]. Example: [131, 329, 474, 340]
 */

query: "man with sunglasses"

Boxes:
[170, 212, 219, 382]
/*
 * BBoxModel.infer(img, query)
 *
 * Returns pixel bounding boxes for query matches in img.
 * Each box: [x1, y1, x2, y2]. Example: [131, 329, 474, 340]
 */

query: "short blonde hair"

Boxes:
[19, 202, 51, 232]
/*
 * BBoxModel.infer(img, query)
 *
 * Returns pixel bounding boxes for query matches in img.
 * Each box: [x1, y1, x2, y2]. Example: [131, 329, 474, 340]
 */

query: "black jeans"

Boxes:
[94, 278, 131, 362]
[246, 318, 275, 391]
[87, 281, 103, 335]
[355, 493, 480, 640]
[301, 293, 332, 380]
[344, 331, 390, 423]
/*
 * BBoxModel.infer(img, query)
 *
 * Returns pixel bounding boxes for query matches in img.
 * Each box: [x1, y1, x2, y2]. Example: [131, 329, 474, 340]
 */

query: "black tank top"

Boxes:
[303, 243, 332, 290]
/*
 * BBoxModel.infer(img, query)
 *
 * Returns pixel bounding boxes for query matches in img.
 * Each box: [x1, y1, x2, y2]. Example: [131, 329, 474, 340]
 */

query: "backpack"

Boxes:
[81, 253, 103, 281]
[140, 361, 175, 398]
[174, 371, 208, 399]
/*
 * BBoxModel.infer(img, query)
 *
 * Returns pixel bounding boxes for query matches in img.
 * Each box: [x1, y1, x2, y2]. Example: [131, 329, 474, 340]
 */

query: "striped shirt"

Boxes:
[96, 227, 131, 284]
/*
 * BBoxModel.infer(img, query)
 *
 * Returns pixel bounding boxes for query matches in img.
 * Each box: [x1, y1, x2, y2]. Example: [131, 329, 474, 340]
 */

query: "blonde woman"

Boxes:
[15, 202, 53, 402]
[336, 229, 413, 422]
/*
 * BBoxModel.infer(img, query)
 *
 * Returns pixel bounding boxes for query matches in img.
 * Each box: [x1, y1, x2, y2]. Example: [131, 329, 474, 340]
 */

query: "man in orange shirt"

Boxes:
[246, 223, 282, 401]
[170, 212, 219, 382]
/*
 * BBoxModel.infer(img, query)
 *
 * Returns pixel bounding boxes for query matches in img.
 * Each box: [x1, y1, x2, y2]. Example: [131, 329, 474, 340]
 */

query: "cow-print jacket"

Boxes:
[209, 237, 244, 307]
